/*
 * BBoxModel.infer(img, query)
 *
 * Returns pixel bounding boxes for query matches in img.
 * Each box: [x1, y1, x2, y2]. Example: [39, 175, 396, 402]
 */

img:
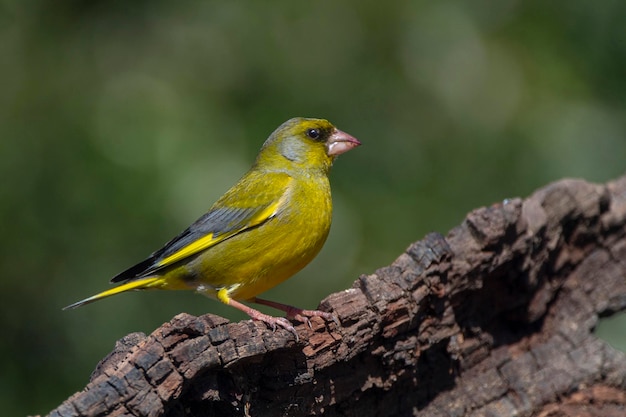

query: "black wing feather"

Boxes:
[110, 206, 265, 283]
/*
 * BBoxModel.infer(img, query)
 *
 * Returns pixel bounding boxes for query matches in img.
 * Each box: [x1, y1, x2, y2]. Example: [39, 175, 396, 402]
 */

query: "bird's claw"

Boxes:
[289, 309, 339, 328]
[244, 298, 340, 340]
[260, 315, 299, 342]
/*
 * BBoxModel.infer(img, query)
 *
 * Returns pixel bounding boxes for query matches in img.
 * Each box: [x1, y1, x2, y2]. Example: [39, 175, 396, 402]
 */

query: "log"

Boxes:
[44, 175, 626, 417]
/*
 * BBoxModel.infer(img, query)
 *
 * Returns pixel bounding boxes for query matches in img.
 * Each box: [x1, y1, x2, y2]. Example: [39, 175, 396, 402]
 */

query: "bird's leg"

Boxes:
[216, 289, 298, 340]
[251, 297, 339, 328]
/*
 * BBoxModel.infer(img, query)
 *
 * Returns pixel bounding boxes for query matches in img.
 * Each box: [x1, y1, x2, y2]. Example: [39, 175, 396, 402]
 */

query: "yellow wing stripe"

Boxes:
[157, 233, 224, 267]
[156, 197, 285, 268]
[157, 232, 218, 268]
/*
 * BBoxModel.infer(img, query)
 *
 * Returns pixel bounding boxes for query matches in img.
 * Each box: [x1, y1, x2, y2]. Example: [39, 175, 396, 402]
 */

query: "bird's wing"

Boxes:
[111, 171, 293, 283]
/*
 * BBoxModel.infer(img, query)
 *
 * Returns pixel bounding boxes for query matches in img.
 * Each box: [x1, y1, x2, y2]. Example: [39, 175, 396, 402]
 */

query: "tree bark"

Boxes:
[44, 175, 626, 417]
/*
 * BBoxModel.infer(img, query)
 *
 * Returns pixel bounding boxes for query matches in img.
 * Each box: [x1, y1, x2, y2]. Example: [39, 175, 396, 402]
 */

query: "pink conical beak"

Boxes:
[326, 128, 361, 156]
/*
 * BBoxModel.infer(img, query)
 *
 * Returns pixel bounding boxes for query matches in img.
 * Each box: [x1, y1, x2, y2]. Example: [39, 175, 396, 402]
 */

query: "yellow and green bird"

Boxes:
[65, 117, 360, 336]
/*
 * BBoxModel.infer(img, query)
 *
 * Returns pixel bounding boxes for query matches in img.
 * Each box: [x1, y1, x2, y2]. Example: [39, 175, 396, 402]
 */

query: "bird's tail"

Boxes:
[63, 276, 164, 310]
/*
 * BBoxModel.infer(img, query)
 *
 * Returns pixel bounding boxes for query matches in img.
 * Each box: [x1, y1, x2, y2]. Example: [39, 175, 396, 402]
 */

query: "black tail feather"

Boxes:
[110, 257, 157, 283]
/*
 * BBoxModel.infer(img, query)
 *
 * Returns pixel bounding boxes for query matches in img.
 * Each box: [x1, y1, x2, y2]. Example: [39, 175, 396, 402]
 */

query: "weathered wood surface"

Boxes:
[46, 175, 626, 417]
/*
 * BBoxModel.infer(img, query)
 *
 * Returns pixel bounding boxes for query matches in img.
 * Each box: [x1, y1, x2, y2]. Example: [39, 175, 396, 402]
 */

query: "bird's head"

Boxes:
[256, 118, 361, 174]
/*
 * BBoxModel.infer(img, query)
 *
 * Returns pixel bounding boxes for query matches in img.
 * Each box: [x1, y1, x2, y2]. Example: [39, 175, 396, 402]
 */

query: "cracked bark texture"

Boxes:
[44, 175, 626, 417]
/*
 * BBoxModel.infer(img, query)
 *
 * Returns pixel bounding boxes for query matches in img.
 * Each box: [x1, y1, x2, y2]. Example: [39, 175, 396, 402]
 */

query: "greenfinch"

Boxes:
[65, 117, 360, 336]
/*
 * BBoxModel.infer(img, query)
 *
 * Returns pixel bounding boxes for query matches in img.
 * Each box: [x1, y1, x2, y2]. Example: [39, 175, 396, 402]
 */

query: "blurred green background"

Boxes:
[2, 1, 625, 415]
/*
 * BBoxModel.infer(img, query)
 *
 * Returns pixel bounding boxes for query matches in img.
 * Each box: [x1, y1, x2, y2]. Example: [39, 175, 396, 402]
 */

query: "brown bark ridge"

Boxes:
[46, 175, 626, 417]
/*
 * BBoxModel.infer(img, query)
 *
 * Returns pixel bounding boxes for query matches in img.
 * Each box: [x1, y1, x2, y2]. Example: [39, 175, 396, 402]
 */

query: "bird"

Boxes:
[64, 117, 361, 337]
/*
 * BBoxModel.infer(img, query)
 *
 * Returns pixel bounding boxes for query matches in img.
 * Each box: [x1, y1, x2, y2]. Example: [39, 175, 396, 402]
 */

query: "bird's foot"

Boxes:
[225, 297, 299, 340]
[246, 308, 299, 340]
[252, 298, 340, 328]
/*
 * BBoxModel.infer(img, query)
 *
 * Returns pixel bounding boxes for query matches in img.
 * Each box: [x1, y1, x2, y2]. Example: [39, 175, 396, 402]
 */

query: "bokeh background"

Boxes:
[2, 1, 625, 415]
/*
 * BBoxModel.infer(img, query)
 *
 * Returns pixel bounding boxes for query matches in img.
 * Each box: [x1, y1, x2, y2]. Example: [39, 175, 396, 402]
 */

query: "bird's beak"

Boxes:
[327, 129, 361, 156]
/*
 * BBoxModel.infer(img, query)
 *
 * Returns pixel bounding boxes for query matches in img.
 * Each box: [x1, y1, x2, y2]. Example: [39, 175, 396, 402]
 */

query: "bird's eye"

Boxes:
[306, 128, 320, 140]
